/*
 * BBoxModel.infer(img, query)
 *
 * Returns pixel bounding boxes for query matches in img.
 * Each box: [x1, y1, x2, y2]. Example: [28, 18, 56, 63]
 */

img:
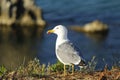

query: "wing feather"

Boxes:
[56, 41, 82, 65]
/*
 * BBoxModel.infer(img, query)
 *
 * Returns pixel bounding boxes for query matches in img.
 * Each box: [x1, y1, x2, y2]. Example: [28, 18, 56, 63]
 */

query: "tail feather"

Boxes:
[78, 59, 86, 66]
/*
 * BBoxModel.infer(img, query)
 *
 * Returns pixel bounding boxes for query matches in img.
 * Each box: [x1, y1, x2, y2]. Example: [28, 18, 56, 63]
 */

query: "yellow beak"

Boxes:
[47, 29, 54, 34]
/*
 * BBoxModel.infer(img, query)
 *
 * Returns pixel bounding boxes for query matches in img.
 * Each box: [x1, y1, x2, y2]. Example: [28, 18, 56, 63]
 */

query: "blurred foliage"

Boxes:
[0, 57, 120, 80]
[50, 60, 64, 72]
[17, 58, 46, 77]
[87, 56, 97, 72]
[80, 56, 97, 73]
[0, 65, 7, 77]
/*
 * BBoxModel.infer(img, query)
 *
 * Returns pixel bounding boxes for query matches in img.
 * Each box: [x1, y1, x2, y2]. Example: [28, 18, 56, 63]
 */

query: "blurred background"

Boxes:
[0, 0, 120, 70]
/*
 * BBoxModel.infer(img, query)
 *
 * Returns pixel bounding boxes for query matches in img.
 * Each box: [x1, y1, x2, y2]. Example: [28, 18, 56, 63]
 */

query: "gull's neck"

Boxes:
[56, 34, 69, 49]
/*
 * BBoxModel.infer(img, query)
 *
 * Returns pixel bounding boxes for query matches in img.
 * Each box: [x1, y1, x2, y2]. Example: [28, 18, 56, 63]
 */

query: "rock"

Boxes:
[70, 20, 109, 42]
[0, 0, 14, 26]
[0, 0, 46, 37]
[19, 11, 35, 26]
[22, 0, 46, 27]
[0, 0, 46, 27]
[70, 20, 109, 33]
[84, 20, 108, 33]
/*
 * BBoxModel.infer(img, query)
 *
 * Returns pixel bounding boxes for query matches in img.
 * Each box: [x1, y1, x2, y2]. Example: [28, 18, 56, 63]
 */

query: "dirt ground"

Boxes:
[2, 67, 120, 80]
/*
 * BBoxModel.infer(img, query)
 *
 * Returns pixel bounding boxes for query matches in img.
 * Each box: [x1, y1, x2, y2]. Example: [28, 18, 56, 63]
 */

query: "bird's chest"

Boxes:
[56, 39, 68, 49]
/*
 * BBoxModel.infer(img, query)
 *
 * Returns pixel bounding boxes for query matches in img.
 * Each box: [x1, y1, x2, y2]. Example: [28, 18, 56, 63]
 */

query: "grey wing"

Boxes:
[57, 41, 81, 65]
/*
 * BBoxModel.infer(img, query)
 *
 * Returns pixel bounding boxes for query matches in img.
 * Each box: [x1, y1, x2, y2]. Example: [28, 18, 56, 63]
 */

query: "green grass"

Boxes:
[0, 56, 98, 77]
[80, 56, 97, 73]
[0, 56, 119, 79]
[0, 65, 7, 77]
[50, 60, 64, 72]
[17, 58, 46, 77]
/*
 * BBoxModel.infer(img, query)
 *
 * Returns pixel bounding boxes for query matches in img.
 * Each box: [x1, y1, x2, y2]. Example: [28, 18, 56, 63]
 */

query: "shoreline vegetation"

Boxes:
[0, 58, 119, 80]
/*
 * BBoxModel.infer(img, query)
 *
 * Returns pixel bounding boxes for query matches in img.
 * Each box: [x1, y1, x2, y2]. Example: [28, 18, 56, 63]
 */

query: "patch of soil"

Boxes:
[1, 67, 120, 80]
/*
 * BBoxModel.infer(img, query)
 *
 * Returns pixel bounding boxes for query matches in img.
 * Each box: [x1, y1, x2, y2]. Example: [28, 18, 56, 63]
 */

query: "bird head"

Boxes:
[47, 25, 68, 36]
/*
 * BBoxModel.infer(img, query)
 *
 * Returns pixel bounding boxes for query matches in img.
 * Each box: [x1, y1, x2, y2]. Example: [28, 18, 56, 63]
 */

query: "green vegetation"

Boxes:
[17, 58, 46, 77]
[50, 57, 97, 73]
[80, 56, 97, 73]
[0, 57, 119, 80]
[0, 65, 7, 77]
[50, 60, 64, 72]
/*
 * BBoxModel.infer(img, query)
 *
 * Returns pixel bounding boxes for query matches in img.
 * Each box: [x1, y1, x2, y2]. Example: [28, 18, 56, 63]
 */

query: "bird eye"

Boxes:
[56, 27, 59, 29]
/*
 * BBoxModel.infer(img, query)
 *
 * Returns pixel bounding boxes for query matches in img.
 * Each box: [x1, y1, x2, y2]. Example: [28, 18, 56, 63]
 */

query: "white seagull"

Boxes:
[47, 25, 86, 76]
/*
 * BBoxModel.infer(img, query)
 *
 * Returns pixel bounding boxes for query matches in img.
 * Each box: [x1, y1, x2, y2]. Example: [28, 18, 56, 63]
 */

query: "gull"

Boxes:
[47, 25, 86, 76]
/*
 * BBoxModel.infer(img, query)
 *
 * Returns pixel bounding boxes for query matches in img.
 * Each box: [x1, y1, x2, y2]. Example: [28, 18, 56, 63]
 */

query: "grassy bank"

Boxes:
[0, 57, 120, 80]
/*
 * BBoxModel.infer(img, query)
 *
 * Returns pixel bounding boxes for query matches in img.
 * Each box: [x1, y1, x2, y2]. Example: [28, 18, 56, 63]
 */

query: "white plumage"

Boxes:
[47, 25, 86, 75]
